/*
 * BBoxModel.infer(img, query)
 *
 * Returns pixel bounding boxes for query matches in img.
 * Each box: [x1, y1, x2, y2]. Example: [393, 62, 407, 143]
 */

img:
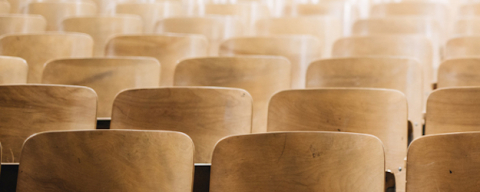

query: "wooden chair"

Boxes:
[282, 1, 347, 17]
[174, 56, 290, 133]
[452, 19, 480, 36]
[370, 2, 448, 29]
[204, 3, 270, 34]
[16, 130, 194, 192]
[268, 88, 407, 191]
[438, 58, 480, 88]
[42, 57, 159, 118]
[0, 14, 46, 35]
[155, 16, 244, 56]
[105, 34, 208, 86]
[111, 87, 252, 163]
[458, 3, 480, 17]
[90, 0, 116, 14]
[0, 0, 9, 13]
[0, 56, 27, 84]
[210, 132, 385, 192]
[425, 87, 480, 134]
[116, 2, 183, 33]
[0, 85, 96, 162]
[445, 36, 480, 59]
[219, 36, 321, 89]
[62, 15, 143, 56]
[27, 1, 96, 31]
[406, 132, 480, 191]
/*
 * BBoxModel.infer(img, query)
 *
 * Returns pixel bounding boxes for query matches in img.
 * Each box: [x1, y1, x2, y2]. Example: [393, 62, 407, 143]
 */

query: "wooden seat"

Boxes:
[174, 56, 290, 133]
[210, 132, 385, 192]
[155, 17, 244, 56]
[438, 58, 480, 88]
[370, 2, 448, 29]
[62, 15, 143, 56]
[0, 33, 93, 83]
[406, 132, 480, 191]
[219, 36, 321, 89]
[116, 2, 183, 33]
[205, 3, 270, 34]
[111, 87, 252, 163]
[445, 36, 480, 59]
[27, 2, 96, 31]
[0, 14, 46, 35]
[42, 57, 160, 118]
[268, 88, 407, 191]
[16, 130, 194, 192]
[426, 87, 480, 134]
[0, 56, 27, 84]
[0, 85, 96, 162]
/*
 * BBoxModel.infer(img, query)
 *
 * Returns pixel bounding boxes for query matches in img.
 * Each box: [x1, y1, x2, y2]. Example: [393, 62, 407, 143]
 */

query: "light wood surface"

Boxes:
[105, 34, 208, 86]
[62, 15, 143, 56]
[90, 0, 117, 14]
[306, 57, 423, 139]
[458, 3, 480, 17]
[116, 2, 183, 33]
[210, 132, 385, 192]
[445, 36, 480, 59]
[0, 56, 27, 84]
[438, 58, 480, 88]
[16, 130, 194, 192]
[205, 3, 270, 34]
[219, 36, 321, 89]
[27, 2, 96, 31]
[407, 132, 480, 191]
[283, 2, 346, 17]
[42, 57, 160, 118]
[0, 0, 9, 13]
[0, 85, 97, 163]
[452, 19, 480, 36]
[0, 33, 93, 83]
[174, 56, 291, 133]
[111, 87, 252, 163]
[0, 14, 46, 35]
[155, 16, 244, 56]
[370, 2, 448, 29]
[268, 88, 407, 191]
[426, 87, 480, 134]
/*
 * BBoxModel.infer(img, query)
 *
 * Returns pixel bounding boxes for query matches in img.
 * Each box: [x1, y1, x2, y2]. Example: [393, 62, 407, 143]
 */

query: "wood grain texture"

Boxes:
[116, 2, 183, 33]
[445, 36, 480, 59]
[105, 34, 208, 86]
[16, 130, 194, 192]
[426, 87, 480, 134]
[267, 88, 407, 191]
[42, 57, 160, 118]
[0, 56, 27, 84]
[111, 87, 252, 163]
[219, 36, 321, 89]
[155, 16, 244, 56]
[210, 132, 385, 192]
[0, 85, 97, 163]
[174, 56, 291, 133]
[0, 14, 46, 35]
[407, 132, 480, 191]
[27, 2, 96, 31]
[453, 19, 480, 36]
[370, 2, 448, 28]
[438, 58, 480, 88]
[306, 57, 423, 139]
[0, 33, 94, 83]
[62, 15, 143, 56]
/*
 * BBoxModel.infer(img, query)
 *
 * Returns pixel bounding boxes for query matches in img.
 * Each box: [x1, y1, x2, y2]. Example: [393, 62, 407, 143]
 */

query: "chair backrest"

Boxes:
[407, 132, 480, 191]
[458, 3, 480, 17]
[105, 34, 208, 86]
[283, 2, 346, 18]
[111, 87, 252, 163]
[426, 87, 480, 134]
[116, 2, 183, 33]
[27, 2, 96, 31]
[306, 57, 423, 139]
[452, 19, 480, 36]
[0, 14, 46, 35]
[267, 88, 407, 191]
[370, 2, 448, 28]
[42, 57, 160, 118]
[16, 130, 194, 192]
[438, 58, 480, 88]
[155, 16, 244, 56]
[219, 36, 321, 89]
[62, 15, 143, 56]
[0, 85, 96, 162]
[0, 56, 27, 84]
[0, 33, 93, 83]
[174, 56, 290, 133]
[205, 3, 270, 34]
[0, 0, 8, 13]
[445, 36, 480, 59]
[210, 132, 385, 192]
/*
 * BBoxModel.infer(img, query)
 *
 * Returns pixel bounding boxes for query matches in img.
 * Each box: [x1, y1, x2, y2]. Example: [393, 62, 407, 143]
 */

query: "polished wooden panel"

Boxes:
[306, 57, 423, 139]
[111, 87, 252, 163]
[174, 56, 291, 133]
[426, 87, 480, 134]
[219, 36, 321, 89]
[0, 33, 93, 83]
[211, 132, 385, 192]
[0, 14, 46, 35]
[445, 36, 480, 59]
[155, 16, 244, 56]
[116, 2, 183, 33]
[27, 2, 96, 31]
[62, 15, 143, 56]
[105, 34, 208, 86]
[42, 57, 160, 118]
[370, 2, 448, 28]
[438, 58, 480, 88]
[205, 3, 270, 34]
[407, 132, 480, 191]
[0, 56, 27, 84]
[16, 130, 194, 192]
[268, 88, 407, 191]
[453, 19, 480, 36]
[0, 85, 96, 162]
